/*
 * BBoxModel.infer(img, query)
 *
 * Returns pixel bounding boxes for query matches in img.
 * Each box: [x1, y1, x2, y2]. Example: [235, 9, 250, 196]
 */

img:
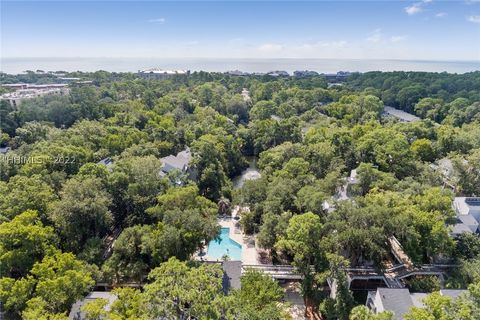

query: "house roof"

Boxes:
[440, 289, 468, 299]
[160, 148, 192, 173]
[454, 197, 480, 216]
[376, 288, 414, 319]
[384, 106, 421, 122]
[97, 157, 113, 167]
[451, 222, 475, 236]
[458, 214, 479, 228]
[410, 293, 428, 308]
[451, 197, 480, 236]
[370, 288, 469, 320]
[69, 291, 117, 320]
[222, 261, 242, 294]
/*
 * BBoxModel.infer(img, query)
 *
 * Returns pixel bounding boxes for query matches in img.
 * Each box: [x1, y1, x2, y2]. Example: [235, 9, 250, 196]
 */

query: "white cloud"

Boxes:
[405, 0, 433, 15]
[405, 3, 423, 15]
[257, 43, 283, 53]
[148, 18, 166, 23]
[390, 35, 408, 42]
[467, 15, 480, 23]
[367, 29, 383, 42]
[435, 12, 447, 18]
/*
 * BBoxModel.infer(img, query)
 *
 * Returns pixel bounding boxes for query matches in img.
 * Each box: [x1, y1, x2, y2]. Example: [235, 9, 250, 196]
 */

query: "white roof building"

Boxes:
[139, 68, 188, 75]
[451, 197, 480, 236]
[383, 106, 421, 122]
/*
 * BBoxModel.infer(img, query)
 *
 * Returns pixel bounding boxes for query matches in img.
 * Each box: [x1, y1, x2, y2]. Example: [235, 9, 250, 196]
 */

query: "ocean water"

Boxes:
[1, 57, 479, 74]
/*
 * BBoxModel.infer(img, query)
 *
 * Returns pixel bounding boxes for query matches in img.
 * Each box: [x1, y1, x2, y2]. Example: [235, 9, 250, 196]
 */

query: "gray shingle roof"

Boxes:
[160, 148, 192, 173]
[384, 106, 421, 122]
[377, 288, 414, 319]
[222, 261, 242, 294]
[440, 289, 468, 299]
[69, 291, 117, 320]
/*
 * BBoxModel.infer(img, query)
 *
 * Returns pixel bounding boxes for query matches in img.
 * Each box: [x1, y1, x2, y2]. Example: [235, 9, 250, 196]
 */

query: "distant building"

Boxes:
[451, 197, 480, 236]
[336, 71, 352, 79]
[2, 83, 68, 90]
[226, 70, 251, 76]
[429, 158, 456, 191]
[383, 106, 421, 122]
[76, 80, 94, 84]
[323, 71, 353, 81]
[327, 82, 344, 88]
[97, 158, 114, 171]
[58, 77, 82, 82]
[293, 70, 319, 77]
[69, 291, 117, 320]
[137, 68, 190, 80]
[266, 70, 289, 77]
[241, 88, 251, 102]
[1, 83, 28, 90]
[433, 158, 455, 179]
[1, 83, 69, 107]
[366, 288, 467, 320]
[337, 168, 360, 200]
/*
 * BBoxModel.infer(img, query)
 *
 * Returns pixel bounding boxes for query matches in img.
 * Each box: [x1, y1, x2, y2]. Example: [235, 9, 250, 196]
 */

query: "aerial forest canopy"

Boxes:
[0, 70, 480, 319]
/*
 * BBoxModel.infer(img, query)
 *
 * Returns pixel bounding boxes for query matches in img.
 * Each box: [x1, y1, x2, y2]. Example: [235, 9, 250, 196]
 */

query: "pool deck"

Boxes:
[217, 208, 259, 265]
[195, 206, 260, 264]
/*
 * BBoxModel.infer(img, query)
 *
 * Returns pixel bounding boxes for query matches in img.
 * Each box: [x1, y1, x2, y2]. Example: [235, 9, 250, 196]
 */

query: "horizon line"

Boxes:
[2, 57, 480, 63]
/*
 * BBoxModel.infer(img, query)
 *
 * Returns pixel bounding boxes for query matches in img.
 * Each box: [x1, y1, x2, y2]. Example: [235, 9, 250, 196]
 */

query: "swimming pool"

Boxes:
[207, 227, 242, 261]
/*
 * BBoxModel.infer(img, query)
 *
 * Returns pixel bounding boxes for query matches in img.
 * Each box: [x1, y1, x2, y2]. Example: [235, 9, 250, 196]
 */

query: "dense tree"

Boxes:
[143, 257, 223, 319]
[109, 155, 167, 225]
[352, 162, 397, 196]
[223, 269, 288, 320]
[414, 98, 444, 121]
[51, 176, 113, 252]
[192, 134, 235, 200]
[356, 127, 415, 178]
[404, 282, 480, 320]
[349, 306, 393, 320]
[102, 224, 152, 283]
[0, 210, 57, 278]
[324, 94, 383, 124]
[453, 149, 480, 196]
[1, 70, 479, 318]
[319, 255, 355, 320]
[455, 233, 480, 260]
[411, 138, 436, 162]
[1, 252, 94, 317]
[257, 211, 292, 252]
[276, 212, 328, 298]
[0, 175, 57, 221]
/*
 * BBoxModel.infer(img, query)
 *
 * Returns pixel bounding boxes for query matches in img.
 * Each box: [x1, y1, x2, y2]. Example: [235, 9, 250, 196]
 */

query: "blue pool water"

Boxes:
[207, 228, 242, 261]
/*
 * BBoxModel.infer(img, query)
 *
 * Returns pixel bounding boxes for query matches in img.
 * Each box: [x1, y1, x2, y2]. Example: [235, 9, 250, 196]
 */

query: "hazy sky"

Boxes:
[1, 0, 480, 61]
